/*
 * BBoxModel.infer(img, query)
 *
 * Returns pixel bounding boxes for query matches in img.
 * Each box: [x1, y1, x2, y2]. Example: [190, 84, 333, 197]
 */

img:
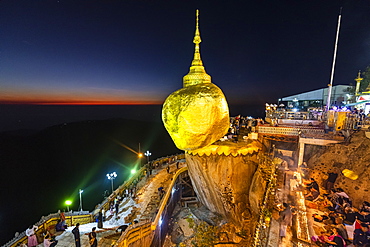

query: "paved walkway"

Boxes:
[36, 161, 185, 247]
[266, 154, 311, 247]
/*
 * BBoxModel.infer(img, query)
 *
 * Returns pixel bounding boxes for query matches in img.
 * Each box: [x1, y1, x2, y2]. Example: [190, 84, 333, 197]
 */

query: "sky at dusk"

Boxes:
[1, 0, 370, 106]
[2, 1, 370, 244]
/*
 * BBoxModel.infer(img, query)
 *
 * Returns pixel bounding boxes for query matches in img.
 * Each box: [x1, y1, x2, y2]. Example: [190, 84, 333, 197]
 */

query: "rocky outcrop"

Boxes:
[185, 141, 265, 226]
[307, 131, 370, 207]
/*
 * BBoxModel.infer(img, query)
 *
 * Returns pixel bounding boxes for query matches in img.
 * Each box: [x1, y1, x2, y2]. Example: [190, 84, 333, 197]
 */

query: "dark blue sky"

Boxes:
[1, 0, 370, 105]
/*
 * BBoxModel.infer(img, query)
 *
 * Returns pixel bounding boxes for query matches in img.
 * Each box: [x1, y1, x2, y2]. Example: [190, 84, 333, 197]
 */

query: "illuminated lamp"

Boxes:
[65, 200, 72, 211]
[159, 216, 163, 226]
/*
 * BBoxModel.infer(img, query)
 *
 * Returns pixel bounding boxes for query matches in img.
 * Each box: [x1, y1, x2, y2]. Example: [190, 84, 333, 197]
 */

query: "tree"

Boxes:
[360, 66, 370, 92]
[191, 221, 218, 247]
[345, 66, 370, 97]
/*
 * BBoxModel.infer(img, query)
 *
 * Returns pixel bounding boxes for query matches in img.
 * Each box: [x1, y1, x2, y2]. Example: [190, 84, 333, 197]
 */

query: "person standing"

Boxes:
[60, 212, 66, 228]
[89, 227, 97, 247]
[25, 225, 38, 247]
[115, 200, 120, 217]
[72, 223, 81, 247]
[279, 203, 293, 238]
[97, 211, 103, 228]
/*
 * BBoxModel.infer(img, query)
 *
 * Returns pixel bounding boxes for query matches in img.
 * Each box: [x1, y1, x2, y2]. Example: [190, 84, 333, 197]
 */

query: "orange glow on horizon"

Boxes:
[0, 100, 163, 105]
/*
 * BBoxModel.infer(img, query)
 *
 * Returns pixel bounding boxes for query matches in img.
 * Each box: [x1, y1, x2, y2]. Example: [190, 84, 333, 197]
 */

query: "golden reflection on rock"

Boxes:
[342, 169, 358, 180]
[162, 10, 229, 151]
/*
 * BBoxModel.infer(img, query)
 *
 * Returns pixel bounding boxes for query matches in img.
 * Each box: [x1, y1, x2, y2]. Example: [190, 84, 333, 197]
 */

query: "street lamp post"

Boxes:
[79, 189, 83, 211]
[106, 172, 117, 193]
[138, 143, 143, 167]
[144, 150, 151, 164]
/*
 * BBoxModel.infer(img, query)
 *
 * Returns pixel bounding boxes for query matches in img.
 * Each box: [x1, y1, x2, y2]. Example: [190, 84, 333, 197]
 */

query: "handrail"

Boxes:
[4, 153, 185, 247]
[151, 166, 188, 230]
[257, 126, 324, 136]
[251, 158, 278, 247]
[4, 212, 92, 247]
[115, 166, 189, 247]
[92, 154, 185, 218]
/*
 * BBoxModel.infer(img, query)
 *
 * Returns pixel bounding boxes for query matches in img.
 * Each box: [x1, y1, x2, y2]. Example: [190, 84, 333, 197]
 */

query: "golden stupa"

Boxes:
[162, 10, 229, 151]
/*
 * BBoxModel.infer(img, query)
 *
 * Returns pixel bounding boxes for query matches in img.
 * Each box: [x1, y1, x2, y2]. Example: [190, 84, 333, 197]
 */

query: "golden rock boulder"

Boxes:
[162, 10, 229, 151]
[162, 83, 229, 151]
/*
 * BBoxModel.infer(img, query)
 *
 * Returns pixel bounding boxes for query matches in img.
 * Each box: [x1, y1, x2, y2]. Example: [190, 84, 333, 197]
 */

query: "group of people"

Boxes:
[226, 115, 262, 141]
[19, 156, 183, 247]
[71, 223, 97, 247]
[21, 213, 99, 247]
[108, 197, 121, 217]
[306, 175, 370, 246]
[21, 224, 59, 247]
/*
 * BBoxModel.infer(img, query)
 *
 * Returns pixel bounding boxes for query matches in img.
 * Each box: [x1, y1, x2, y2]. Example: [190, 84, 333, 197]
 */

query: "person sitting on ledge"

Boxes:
[304, 178, 319, 192]
[43, 233, 58, 247]
[312, 213, 329, 222]
[55, 219, 65, 232]
[305, 187, 320, 201]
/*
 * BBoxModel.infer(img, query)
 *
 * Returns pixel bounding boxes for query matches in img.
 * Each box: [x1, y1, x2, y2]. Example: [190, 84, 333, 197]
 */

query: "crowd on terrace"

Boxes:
[299, 171, 370, 247]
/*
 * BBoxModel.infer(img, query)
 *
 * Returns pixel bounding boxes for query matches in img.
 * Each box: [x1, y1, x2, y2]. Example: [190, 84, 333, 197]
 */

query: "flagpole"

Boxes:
[326, 8, 342, 111]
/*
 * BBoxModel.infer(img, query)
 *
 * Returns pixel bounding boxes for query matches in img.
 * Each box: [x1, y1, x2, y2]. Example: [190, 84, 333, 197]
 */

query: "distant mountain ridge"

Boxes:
[0, 118, 179, 245]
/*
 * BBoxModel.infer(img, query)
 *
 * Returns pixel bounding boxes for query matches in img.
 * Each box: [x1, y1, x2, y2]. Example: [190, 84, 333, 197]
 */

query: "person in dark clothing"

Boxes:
[72, 223, 80, 247]
[166, 165, 170, 174]
[89, 227, 97, 247]
[354, 223, 370, 247]
[306, 178, 319, 192]
[55, 219, 65, 232]
[328, 228, 345, 247]
[115, 201, 119, 216]
[361, 202, 370, 213]
[358, 211, 370, 225]
[324, 172, 338, 191]
[116, 224, 128, 234]
[344, 207, 358, 225]
[97, 211, 103, 228]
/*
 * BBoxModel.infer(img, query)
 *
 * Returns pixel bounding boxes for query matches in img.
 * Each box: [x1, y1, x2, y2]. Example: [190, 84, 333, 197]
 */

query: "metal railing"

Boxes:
[92, 154, 185, 219]
[3, 212, 92, 247]
[114, 167, 188, 247]
[4, 153, 185, 247]
[257, 126, 324, 136]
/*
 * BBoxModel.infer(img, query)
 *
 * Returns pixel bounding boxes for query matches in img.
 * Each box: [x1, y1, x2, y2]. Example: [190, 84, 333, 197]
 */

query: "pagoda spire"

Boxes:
[355, 70, 363, 95]
[183, 9, 211, 87]
[192, 9, 202, 66]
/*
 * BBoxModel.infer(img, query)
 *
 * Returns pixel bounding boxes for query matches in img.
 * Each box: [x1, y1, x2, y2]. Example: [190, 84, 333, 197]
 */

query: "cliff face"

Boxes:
[185, 141, 265, 226]
[307, 131, 370, 207]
